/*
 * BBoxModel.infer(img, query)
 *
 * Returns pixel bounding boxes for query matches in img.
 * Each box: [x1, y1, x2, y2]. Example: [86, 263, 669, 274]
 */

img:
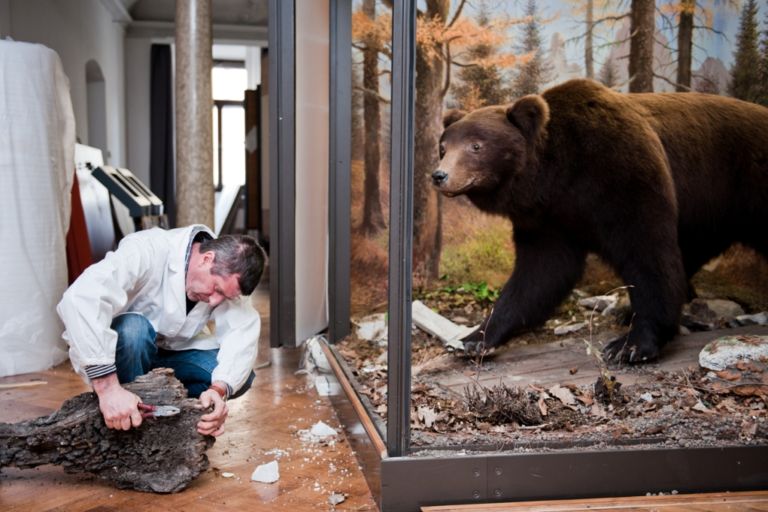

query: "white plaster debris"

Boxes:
[417, 405, 438, 428]
[298, 421, 339, 445]
[221, 472, 235, 478]
[310, 421, 338, 438]
[577, 294, 618, 313]
[699, 335, 768, 371]
[250, 460, 280, 484]
[314, 375, 342, 396]
[553, 322, 586, 336]
[264, 448, 289, 459]
[353, 313, 388, 344]
[734, 312, 768, 326]
[298, 335, 332, 374]
[412, 300, 476, 351]
[329, 492, 347, 506]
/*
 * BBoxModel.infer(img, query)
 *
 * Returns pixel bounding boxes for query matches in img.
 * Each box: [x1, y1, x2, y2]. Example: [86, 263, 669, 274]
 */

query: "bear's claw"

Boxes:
[603, 335, 660, 364]
[450, 340, 497, 359]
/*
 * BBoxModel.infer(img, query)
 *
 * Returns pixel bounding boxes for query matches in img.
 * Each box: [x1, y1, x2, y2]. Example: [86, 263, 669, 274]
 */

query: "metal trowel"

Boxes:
[138, 403, 180, 418]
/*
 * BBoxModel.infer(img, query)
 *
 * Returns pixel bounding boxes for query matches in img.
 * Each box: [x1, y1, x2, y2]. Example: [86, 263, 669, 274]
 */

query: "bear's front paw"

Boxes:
[603, 335, 660, 364]
[458, 340, 488, 357]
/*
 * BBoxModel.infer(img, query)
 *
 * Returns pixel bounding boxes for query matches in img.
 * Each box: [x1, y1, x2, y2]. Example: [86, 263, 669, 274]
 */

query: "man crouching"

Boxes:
[57, 224, 266, 437]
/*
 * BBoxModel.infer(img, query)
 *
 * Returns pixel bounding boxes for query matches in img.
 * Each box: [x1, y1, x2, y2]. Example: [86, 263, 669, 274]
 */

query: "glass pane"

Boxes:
[336, 0, 768, 459]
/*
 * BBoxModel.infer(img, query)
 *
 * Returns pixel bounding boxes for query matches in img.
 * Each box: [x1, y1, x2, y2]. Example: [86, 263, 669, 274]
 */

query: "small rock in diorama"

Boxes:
[0, 369, 214, 493]
[699, 335, 768, 371]
[682, 299, 747, 331]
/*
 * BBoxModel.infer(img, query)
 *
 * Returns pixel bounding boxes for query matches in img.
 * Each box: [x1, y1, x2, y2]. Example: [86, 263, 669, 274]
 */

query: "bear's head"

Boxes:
[432, 95, 550, 203]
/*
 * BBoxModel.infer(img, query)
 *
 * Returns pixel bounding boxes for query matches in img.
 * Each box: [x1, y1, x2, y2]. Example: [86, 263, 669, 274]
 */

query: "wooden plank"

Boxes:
[434, 326, 768, 394]
[421, 490, 768, 511]
[321, 340, 388, 459]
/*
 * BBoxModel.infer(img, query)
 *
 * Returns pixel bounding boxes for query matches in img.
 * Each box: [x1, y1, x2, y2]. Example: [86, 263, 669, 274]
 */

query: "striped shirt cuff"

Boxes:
[85, 364, 117, 380]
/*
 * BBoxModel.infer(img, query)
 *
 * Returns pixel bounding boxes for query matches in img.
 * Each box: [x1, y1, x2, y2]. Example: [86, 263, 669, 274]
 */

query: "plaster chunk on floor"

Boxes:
[329, 492, 347, 506]
[251, 460, 280, 484]
[298, 421, 339, 445]
[299, 335, 332, 374]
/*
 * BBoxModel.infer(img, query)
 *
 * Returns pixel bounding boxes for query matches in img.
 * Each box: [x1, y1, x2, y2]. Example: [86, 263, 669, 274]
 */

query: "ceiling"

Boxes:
[102, 0, 269, 45]
[128, 0, 268, 25]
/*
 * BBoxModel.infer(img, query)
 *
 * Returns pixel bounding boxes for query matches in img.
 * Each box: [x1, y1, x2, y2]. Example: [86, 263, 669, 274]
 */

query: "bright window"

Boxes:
[211, 64, 247, 190]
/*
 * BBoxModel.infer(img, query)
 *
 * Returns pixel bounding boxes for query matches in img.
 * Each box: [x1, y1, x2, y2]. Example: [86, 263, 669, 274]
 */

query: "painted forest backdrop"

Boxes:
[349, 0, 768, 313]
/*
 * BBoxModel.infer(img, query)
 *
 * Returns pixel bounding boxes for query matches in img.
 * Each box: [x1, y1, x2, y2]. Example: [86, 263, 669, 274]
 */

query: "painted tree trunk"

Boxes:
[413, 0, 451, 281]
[676, 0, 694, 92]
[629, 0, 655, 92]
[0, 369, 214, 493]
[414, 47, 443, 281]
[361, 0, 386, 235]
[585, 0, 594, 79]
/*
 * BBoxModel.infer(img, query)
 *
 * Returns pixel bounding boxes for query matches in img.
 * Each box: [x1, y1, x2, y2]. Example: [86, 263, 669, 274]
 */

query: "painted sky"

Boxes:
[462, 0, 752, 74]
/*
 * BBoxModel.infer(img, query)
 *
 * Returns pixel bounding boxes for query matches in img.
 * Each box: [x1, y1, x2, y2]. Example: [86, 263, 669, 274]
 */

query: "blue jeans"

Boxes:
[112, 313, 255, 399]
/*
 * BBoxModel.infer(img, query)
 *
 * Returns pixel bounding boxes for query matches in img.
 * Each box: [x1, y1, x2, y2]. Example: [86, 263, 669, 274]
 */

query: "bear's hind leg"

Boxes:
[603, 247, 687, 364]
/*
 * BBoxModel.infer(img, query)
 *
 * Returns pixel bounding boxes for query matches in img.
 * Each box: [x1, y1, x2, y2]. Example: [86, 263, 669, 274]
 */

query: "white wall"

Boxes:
[295, 0, 330, 342]
[2, 0, 126, 166]
[124, 36, 156, 185]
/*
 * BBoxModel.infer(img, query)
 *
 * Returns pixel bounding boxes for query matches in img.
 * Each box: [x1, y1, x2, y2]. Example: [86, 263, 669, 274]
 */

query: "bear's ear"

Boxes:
[506, 95, 550, 141]
[443, 109, 467, 128]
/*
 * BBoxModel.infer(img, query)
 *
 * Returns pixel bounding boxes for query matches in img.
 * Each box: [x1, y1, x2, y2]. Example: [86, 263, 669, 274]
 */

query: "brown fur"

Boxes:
[435, 79, 768, 362]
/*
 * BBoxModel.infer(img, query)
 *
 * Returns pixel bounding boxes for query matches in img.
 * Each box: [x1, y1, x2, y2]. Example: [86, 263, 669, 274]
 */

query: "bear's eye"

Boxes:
[439, 144, 445, 159]
[471, 143, 481, 152]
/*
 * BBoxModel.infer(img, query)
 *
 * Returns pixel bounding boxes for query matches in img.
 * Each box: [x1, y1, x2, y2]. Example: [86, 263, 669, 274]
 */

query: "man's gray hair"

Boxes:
[199, 235, 266, 295]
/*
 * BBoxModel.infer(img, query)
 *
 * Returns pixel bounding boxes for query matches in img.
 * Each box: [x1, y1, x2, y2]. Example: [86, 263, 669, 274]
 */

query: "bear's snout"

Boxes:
[431, 170, 448, 186]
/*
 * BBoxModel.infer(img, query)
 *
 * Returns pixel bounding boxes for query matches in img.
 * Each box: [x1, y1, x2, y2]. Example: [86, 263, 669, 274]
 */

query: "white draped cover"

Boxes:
[0, 40, 75, 376]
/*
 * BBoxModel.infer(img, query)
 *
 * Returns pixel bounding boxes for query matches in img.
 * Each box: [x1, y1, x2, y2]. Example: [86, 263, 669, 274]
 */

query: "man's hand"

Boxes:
[91, 373, 143, 430]
[197, 386, 229, 437]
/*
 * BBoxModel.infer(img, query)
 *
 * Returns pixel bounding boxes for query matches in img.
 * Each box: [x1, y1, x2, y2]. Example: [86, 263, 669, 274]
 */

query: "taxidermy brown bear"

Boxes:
[433, 79, 768, 363]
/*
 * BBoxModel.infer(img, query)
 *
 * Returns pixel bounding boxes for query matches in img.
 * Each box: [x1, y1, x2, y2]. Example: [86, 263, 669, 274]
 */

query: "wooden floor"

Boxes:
[0, 285, 378, 511]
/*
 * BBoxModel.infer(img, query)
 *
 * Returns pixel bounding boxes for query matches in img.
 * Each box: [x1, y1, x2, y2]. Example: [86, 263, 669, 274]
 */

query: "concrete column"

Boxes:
[175, 0, 214, 228]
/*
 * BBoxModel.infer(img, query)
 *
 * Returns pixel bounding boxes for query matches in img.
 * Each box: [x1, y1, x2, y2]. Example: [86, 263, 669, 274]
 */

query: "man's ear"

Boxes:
[506, 95, 549, 141]
[201, 251, 215, 266]
[443, 109, 467, 128]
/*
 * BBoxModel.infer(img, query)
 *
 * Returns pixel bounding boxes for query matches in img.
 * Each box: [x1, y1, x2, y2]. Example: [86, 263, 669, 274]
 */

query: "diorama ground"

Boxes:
[344, 167, 768, 454]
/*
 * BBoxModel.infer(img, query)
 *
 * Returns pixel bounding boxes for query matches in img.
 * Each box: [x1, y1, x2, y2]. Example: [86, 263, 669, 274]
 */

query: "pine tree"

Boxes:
[729, 0, 761, 102]
[759, 5, 768, 106]
[513, 0, 552, 97]
[452, 4, 511, 109]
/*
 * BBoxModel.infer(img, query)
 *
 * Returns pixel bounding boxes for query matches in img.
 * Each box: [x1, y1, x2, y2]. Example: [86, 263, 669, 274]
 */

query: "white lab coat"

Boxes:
[57, 225, 260, 393]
